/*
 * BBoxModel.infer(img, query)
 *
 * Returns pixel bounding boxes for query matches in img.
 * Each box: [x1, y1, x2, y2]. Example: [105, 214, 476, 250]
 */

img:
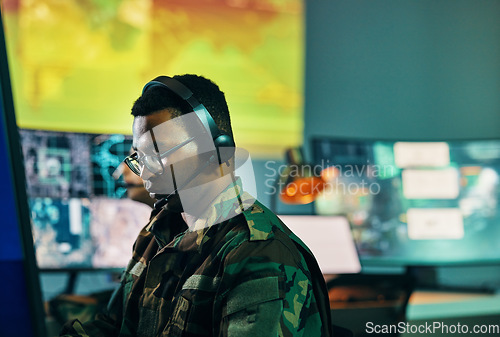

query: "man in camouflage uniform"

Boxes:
[60, 75, 333, 336]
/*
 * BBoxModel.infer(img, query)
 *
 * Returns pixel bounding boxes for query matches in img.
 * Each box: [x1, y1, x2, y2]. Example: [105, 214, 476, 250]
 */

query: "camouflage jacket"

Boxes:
[60, 187, 333, 337]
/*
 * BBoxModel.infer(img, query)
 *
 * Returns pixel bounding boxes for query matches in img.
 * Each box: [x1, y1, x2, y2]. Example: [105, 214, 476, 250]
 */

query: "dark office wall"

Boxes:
[304, 0, 500, 147]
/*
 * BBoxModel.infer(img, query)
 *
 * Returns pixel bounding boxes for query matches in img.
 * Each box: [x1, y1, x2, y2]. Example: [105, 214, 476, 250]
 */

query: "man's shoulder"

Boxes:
[225, 200, 288, 242]
[239, 201, 277, 241]
[222, 200, 314, 259]
[218, 201, 327, 301]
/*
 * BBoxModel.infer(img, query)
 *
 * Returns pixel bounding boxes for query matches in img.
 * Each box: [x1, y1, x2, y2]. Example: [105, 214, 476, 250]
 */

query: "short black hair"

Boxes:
[131, 74, 234, 141]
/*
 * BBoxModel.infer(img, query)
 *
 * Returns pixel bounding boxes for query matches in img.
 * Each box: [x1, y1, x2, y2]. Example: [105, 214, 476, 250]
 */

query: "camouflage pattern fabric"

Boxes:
[60, 183, 333, 336]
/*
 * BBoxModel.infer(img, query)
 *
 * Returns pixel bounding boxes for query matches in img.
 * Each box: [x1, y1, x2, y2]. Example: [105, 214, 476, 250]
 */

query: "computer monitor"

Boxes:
[278, 215, 362, 274]
[20, 129, 133, 199]
[311, 137, 500, 267]
[0, 11, 47, 337]
[29, 197, 151, 270]
[19, 129, 152, 270]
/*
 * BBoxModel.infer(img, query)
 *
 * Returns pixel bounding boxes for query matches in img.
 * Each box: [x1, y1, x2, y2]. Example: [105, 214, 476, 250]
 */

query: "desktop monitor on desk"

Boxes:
[19, 129, 152, 271]
[277, 215, 362, 275]
[311, 137, 500, 269]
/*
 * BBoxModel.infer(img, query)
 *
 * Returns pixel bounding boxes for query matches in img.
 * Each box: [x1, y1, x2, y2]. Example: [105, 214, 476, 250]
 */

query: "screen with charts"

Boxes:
[19, 129, 152, 270]
[311, 137, 500, 267]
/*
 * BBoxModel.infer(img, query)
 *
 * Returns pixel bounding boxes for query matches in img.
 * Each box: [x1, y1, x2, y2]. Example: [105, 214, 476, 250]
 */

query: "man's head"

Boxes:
[129, 75, 235, 209]
[131, 74, 234, 140]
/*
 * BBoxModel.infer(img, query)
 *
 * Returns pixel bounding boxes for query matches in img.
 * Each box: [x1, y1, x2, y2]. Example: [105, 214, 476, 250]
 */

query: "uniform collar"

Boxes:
[154, 177, 255, 253]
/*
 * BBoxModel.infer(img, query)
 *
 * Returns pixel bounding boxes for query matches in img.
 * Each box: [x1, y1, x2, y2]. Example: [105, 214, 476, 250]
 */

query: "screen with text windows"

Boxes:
[20, 129, 151, 270]
[312, 137, 500, 267]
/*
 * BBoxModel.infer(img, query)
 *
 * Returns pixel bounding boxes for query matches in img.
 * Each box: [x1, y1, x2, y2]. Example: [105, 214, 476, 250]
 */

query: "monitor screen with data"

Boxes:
[312, 137, 500, 267]
[19, 129, 152, 270]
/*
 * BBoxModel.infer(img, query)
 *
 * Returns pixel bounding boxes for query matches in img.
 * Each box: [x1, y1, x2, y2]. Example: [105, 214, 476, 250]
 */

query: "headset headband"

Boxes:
[142, 76, 222, 141]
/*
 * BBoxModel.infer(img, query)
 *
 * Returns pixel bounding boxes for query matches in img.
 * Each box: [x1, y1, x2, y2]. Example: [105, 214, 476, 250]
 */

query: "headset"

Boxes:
[142, 75, 235, 163]
[141, 76, 236, 209]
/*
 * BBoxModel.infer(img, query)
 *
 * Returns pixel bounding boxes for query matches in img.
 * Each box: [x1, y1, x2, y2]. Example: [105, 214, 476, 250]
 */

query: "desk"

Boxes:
[408, 290, 500, 320]
[401, 291, 500, 337]
[331, 289, 500, 337]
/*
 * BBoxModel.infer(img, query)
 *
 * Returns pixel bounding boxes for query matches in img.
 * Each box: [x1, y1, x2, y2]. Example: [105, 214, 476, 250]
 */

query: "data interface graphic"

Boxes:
[20, 129, 146, 270]
[312, 137, 500, 266]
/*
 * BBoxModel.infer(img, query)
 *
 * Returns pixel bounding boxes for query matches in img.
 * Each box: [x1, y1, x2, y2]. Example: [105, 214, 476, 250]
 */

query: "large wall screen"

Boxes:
[2, 0, 304, 158]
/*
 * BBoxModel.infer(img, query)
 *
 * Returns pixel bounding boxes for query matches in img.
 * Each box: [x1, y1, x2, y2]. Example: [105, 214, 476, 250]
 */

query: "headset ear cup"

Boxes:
[213, 133, 234, 148]
[214, 134, 235, 163]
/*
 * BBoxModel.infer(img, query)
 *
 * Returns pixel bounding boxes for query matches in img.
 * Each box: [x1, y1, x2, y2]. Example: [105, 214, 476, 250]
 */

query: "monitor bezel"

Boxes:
[0, 10, 47, 337]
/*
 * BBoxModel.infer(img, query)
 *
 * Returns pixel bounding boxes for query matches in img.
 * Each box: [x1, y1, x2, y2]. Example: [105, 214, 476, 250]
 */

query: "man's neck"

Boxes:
[178, 173, 242, 231]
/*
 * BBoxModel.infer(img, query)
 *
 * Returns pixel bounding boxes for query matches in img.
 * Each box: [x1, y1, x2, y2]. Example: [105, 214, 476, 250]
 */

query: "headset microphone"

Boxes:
[153, 154, 217, 210]
[115, 181, 144, 189]
[126, 183, 145, 188]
